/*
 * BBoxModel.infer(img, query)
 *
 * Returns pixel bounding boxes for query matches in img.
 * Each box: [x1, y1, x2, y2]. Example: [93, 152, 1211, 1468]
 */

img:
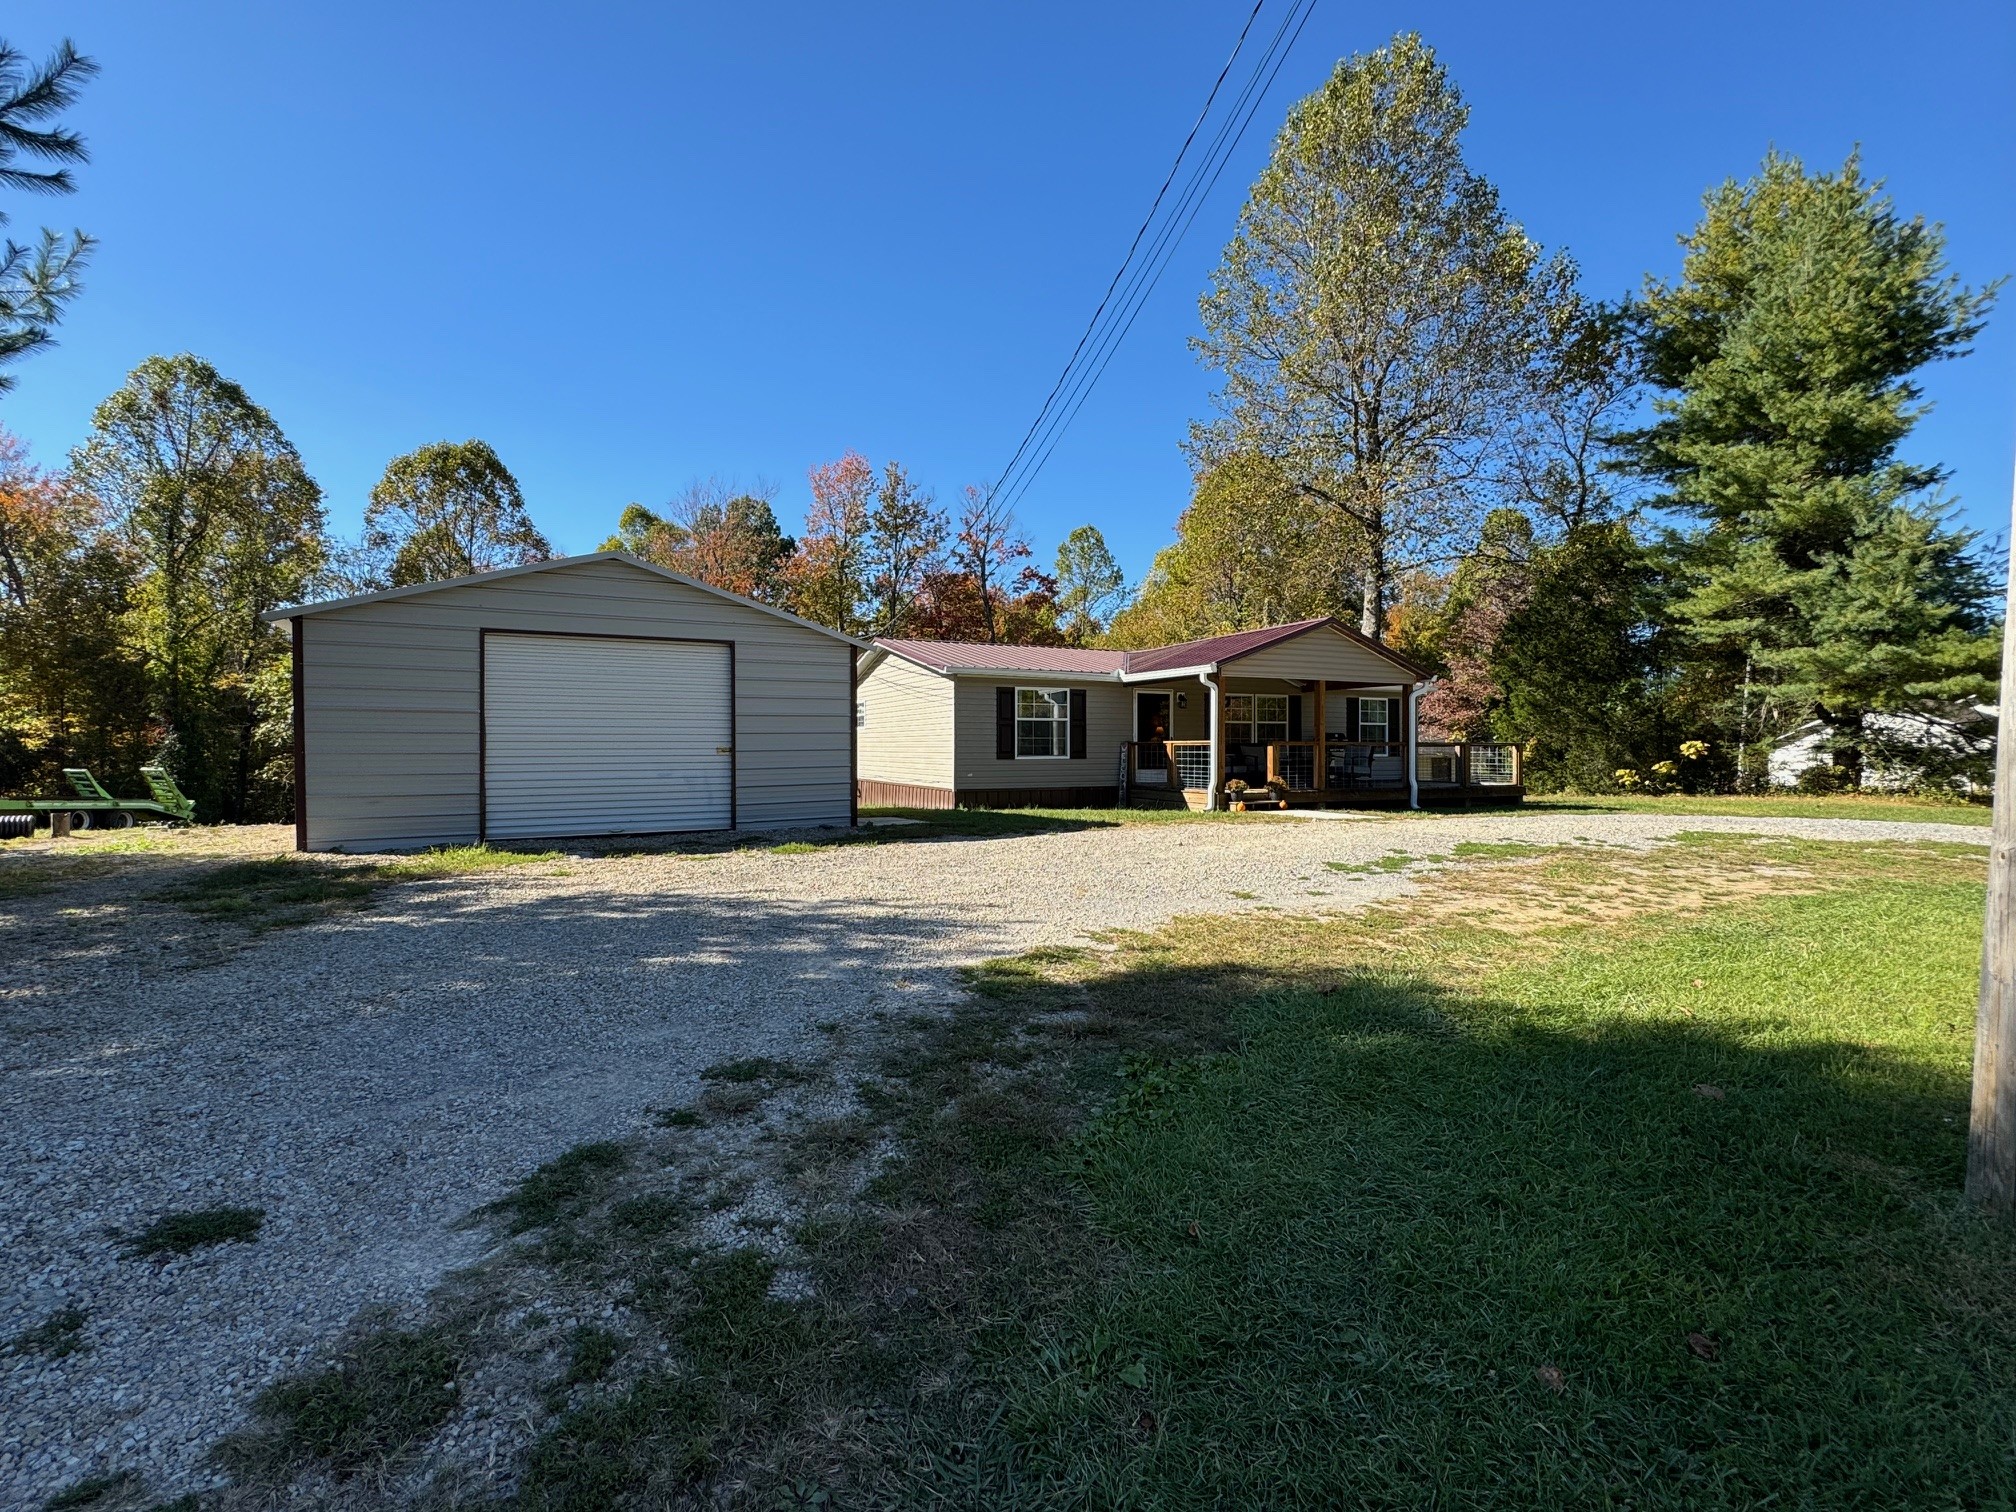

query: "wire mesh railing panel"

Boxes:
[1468, 745, 1517, 785]
[1172, 743, 1213, 791]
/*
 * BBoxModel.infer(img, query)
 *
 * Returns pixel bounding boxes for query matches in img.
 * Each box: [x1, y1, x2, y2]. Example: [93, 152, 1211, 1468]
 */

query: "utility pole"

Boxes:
[1966, 460, 2016, 1217]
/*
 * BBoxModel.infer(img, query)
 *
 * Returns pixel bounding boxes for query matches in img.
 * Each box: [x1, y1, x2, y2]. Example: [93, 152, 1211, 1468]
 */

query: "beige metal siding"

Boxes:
[300, 557, 850, 850]
[951, 676, 1130, 789]
[856, 654, 953, 789]
[1228, 626, 1416, 685]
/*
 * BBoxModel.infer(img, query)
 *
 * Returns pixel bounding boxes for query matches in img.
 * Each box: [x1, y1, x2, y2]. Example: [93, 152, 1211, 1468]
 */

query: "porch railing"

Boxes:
[1125, 737, 1524, 799]
[1417, 742, 1522, 788]
[1165, 740, 1214, 792]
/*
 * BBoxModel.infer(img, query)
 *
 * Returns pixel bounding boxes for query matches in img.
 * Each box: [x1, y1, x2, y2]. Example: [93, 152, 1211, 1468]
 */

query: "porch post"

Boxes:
[1314, 680, 1328, 794]
[1406, 681, 1421, 810]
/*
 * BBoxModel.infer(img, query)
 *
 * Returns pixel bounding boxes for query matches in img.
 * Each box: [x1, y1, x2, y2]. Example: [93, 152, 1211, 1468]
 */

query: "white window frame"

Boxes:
[1016, 686, 1071, 760]
[1225, 693, 1290, 743]
[1358, 696, 1390, 750]
[1255, 694, 1289, 745]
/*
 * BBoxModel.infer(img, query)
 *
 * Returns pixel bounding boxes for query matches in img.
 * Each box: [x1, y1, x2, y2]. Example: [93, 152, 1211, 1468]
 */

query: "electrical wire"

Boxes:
[985, 0, 1320, 515]
[997, 0, 1317, 516]
[982, 0, 1269, 510]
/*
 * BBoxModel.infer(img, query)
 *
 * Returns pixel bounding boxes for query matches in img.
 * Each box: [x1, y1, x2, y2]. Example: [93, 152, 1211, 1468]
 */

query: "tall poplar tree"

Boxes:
[1193, 32, 1571, 639]
[1624, 151, 2000, 779]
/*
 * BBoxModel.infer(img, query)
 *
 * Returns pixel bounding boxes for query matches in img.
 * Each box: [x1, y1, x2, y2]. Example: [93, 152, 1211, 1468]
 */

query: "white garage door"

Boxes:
[482, 633, 732, 839]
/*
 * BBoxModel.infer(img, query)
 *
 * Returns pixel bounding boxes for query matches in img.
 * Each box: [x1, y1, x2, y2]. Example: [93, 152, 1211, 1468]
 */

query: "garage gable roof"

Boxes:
[262, 551, 868, 647]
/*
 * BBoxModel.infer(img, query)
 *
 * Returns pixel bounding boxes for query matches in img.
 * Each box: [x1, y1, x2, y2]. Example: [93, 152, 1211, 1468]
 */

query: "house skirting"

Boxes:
[856, 780, 1120, 810]
[857, 779, 958, 809]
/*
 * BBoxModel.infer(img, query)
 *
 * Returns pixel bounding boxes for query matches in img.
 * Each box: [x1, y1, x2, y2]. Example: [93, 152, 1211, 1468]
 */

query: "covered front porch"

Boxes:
[1120, 670, 1522, 811]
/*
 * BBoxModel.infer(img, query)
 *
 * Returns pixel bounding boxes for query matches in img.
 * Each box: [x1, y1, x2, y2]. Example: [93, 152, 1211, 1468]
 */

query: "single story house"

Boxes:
[856, 617, 1523, 811]
[1767, 706, 1996, 793]
[266, 552, 862, 851]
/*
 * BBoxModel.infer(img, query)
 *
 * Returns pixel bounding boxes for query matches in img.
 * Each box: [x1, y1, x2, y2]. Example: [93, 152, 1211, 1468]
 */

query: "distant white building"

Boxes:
[1768, 705, 1996, 792]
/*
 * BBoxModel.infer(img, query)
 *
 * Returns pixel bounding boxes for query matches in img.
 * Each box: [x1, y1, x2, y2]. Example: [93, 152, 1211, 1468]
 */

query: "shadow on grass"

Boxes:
[497, 865, 2010, 1508]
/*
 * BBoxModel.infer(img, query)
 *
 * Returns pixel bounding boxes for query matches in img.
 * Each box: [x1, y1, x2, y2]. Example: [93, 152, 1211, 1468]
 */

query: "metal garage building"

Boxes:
[266, 552, 861, 852]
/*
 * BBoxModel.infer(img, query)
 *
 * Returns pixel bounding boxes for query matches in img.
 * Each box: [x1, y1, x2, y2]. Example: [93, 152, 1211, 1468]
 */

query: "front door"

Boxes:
[1136, 692, 1171, 780]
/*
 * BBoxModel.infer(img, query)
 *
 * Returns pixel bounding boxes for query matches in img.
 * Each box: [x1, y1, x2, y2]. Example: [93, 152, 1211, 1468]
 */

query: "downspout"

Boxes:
[1202, 665, 1222, 811]
[1407, 679, 1428, 811]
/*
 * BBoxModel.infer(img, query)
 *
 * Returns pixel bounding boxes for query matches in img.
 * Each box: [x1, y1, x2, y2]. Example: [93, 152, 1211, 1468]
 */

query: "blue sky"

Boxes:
[4, 1, 2012, 585]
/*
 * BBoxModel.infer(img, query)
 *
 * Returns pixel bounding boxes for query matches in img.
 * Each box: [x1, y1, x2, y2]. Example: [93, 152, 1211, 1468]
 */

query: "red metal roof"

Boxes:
[1119, 618, 1334, 675]
[874, 616, 1428, 680]
[873, 639, 1127, 675]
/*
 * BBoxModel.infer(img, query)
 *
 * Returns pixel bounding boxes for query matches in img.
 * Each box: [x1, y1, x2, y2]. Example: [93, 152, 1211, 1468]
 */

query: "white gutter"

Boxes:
[1119, 662, 1216, 684]
[1202, 665, 1222, 811]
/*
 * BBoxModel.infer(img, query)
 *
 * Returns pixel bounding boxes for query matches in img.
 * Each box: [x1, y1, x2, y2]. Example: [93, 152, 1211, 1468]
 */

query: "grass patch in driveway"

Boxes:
[0, 861, 55, 899]
[123, 1206, 264, 1257]
[380, 844, 559, 878]
[699, 1055, 809, 1085]
[154, 857, 380, 930]
[42, 1470, 139, 1509]
[225, 1328, 460, 1478]
[489, 1141, 630, 1233]
[1324, 850, 1426, 874]
[154, 845, 557, 930]
[6, 1304, 88, 1359]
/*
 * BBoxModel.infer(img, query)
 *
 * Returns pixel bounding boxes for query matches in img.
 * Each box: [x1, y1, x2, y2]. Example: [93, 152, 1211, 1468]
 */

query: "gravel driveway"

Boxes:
[0, 809, 1986, 1506]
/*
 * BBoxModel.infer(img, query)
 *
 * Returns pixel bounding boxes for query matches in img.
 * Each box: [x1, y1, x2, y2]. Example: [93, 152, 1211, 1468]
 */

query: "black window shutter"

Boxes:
[1388, 697, 1403, 744]
[1345, 698, 1360, 740]
[996, 687, 1017, 760]
[1288, 696, 1303, 741]
[1069, 688, 1088, 759]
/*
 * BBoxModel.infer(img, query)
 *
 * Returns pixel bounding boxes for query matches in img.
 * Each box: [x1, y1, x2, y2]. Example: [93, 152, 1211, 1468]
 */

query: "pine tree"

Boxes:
[1623, 151, 2000, 780]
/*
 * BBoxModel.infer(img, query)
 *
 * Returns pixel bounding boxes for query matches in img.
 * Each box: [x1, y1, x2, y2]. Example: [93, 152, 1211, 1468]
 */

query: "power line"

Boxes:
[985, 0, 1319, 516]
[997, 0, 1317, 516]
[982, 0, 1268, 509]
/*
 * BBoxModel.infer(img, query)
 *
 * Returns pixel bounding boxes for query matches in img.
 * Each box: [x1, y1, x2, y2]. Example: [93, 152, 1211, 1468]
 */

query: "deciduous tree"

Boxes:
[939, 484, 1031, 645]
[71, 354, 326, 820]
[361, 439, 550, 588]
[1193, 33, 1570, 639]
[1106, 454, 1351, 647]
[1054, 525, 1126, 644]
[861, 461, 945, 637]
[788, 450, 874, 632]
[0, 426, 148, 794]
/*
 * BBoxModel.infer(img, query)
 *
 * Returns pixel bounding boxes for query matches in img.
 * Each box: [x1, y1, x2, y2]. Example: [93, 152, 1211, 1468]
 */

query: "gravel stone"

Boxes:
[0, 810, 1984, 1506]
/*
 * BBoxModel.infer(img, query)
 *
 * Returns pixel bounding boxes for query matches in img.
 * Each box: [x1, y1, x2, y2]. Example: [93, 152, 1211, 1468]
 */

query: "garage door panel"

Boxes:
[483, 634, 732, 838]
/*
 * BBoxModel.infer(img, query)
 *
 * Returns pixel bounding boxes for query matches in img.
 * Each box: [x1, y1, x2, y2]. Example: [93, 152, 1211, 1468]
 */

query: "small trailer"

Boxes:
[0, 766, 197, 838]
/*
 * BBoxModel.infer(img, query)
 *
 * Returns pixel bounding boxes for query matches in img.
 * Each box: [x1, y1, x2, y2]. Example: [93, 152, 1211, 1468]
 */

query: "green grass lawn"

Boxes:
[962, 838, 2011, 1506]
[1524, 790, 1991, 826]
